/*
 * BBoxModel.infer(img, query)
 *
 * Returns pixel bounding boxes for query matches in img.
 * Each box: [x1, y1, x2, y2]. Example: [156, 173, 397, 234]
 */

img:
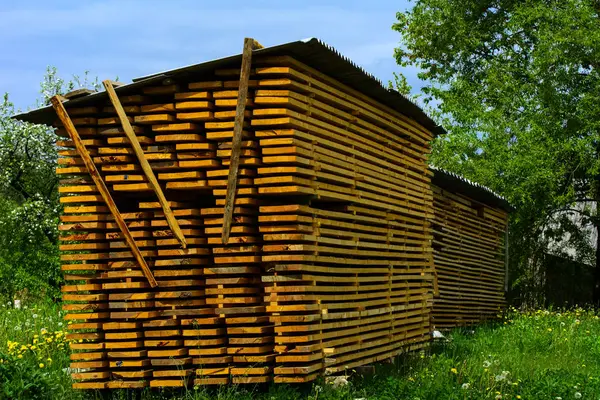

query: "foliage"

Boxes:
[0, 68, 101, 301]
[392, 0, 600, 304]
[2, 300, 600, 399]
[0, 300, 80, 400]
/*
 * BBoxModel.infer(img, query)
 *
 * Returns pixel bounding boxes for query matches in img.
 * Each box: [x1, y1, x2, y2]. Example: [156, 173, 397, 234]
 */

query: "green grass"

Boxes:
[1, 301, 599, 399]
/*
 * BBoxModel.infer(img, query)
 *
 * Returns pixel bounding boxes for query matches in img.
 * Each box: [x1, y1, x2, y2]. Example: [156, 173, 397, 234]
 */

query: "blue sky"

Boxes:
[0, 0, 422, 111]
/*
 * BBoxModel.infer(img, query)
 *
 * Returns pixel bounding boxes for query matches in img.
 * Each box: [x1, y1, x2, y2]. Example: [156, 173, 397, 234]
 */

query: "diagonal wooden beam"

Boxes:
[222, 37, 263, 244]
[50, 96, 158, 288]
[102, 80, 187, 249]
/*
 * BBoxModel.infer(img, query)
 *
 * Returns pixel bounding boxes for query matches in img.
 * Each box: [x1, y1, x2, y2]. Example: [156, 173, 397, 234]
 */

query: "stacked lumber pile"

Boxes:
[34, 43, 455, 391]
[251, 58, 435, 382]
[430, 185, 508, 330]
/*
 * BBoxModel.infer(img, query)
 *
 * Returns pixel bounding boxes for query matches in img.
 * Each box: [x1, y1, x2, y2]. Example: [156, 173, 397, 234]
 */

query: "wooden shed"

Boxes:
[13, 38, 509, 390]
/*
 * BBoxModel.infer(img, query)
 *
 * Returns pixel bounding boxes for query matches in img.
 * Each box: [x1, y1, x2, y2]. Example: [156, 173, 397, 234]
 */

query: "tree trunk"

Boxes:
[593, 143, 600, 306]
[594, 211, 600, 306]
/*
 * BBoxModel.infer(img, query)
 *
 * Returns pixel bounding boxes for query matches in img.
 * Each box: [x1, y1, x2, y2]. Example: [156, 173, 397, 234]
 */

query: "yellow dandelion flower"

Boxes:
[516, 396, 521, 399]
[30, 345, 36, 350]
[547, 328, 552, 332]
[33, 339, 38, 344]
[17, 354, 22, 359]
[47, 358, 52, 363]
[450, 368, 458, 374]
[78, 339, 83, 343]
[33, 335, 38, 339]
[39, 363, 44, 368]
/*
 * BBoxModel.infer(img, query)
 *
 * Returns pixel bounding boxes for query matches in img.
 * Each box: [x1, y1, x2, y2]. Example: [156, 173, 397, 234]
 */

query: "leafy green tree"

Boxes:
[393, 0, 600, 304]
[0, 68, 99, 301]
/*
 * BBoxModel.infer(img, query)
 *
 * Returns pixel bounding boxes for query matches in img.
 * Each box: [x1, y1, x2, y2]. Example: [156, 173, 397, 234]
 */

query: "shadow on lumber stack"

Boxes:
[12, 38, 510, 390]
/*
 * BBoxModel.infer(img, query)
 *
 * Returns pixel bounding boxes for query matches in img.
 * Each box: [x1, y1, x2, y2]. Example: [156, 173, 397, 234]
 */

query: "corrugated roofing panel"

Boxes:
[12, 38, 444, 135]
[430, 165, 513, 212]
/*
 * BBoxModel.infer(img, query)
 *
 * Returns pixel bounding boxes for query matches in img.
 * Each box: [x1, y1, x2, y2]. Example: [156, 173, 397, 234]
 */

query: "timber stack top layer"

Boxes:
[12, 37, 508, 390]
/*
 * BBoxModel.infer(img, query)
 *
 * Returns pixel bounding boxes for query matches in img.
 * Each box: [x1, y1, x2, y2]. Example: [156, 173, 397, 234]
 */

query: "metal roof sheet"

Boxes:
[12, 38, 445, 136]
[430, 165, 513, 212]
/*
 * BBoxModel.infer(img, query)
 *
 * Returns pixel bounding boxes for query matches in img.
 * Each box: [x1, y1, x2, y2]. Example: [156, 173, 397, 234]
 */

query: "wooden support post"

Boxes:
[50, 96, 158, 288]
[103, 80, 187, 249]
[221, 37, 263, 244]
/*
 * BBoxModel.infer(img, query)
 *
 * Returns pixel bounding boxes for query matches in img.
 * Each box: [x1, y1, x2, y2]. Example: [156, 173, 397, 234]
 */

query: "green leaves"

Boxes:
[394, 0, 600, 300]
[0, 68, 101, 301]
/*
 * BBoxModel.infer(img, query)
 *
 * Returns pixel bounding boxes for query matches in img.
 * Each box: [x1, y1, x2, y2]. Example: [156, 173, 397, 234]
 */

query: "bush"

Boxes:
[0, 300, 79, 400]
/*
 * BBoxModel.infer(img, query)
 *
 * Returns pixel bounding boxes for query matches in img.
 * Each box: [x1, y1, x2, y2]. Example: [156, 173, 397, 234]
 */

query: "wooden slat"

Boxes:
[50, 95, 157, 288]
[221, 37, 262, 244]
[103, 80, 187, 249]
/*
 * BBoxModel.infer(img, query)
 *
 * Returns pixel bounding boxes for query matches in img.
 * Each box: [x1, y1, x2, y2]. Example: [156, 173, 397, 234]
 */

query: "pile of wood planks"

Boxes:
[429, 184, 508, 330]
[52, 53, 436, 389]
[252, 59, 436, 382]
[15, 38, 510, 391]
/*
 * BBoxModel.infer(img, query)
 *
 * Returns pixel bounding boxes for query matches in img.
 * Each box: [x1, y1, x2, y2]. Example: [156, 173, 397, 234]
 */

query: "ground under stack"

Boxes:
[13, 38, 510, 390]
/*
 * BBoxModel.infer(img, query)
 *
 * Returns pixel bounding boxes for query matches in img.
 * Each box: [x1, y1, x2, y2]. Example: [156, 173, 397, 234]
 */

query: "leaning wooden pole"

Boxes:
[222, 37, 263, 244]
[51, 95, 158, 288]
[103, 80, 187, 249]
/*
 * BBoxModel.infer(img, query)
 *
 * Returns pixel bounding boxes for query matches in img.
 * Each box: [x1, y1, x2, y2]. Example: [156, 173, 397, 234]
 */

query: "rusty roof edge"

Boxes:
[308, 38, 444, 134]
[131, 38, 445, 136]
[430, 165, 514, 213]
[12, 38, 445, 136]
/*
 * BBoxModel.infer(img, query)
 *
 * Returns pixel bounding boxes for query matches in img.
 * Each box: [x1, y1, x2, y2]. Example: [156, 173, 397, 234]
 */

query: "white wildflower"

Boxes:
[483, 360, 491, 368]
[494, 371, 510, 382]
[461, 383, 470, 390]
[329, 376, 348, 388]
[574, 393, 582, 399]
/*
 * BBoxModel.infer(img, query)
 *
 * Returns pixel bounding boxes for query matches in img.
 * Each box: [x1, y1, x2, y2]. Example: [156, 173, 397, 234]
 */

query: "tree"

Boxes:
[0, 68, 99, 301]
[393, 0, 600, 304]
